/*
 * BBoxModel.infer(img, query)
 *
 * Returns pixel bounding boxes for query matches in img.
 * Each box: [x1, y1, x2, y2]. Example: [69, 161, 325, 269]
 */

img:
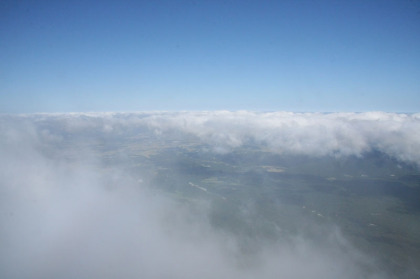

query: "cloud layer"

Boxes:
[2, 111, 418, 278]
[141, 111, 420, 162]
[16, 111, 420, 164]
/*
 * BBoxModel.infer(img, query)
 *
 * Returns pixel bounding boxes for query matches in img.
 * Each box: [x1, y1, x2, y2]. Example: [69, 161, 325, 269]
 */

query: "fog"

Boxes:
[2, 111, 419, 278]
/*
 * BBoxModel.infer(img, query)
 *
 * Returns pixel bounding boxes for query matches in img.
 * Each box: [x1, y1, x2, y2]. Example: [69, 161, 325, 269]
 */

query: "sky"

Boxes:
[1, 0, 420, 113]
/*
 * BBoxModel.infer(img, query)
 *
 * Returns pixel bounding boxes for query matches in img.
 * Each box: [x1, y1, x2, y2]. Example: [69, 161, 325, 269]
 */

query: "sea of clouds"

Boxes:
[1, 111, 419, 279]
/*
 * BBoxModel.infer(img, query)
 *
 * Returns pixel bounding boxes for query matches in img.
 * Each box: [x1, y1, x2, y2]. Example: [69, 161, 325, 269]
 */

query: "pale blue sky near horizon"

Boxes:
[1, 0, 420, 113]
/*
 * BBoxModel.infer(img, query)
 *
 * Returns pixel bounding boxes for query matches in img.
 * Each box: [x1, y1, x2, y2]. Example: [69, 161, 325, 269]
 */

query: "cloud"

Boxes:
[142, 111, 420, 163]
[2, 111, 418, 278]
[22, 111, 420, 164]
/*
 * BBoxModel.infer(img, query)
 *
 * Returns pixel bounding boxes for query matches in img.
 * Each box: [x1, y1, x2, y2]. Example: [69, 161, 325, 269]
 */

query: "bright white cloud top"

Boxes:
[8, 111, 420, 165]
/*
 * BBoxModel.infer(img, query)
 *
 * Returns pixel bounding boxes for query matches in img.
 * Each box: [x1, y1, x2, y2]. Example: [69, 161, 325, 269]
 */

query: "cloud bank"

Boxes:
[141, 111, 420, 162]
[2, 111, 418, 278]
[16, 111, 420, 165]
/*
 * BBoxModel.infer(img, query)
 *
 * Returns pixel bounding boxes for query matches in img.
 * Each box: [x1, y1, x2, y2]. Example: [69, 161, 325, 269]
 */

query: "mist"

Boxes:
[1, 112, 419, 278]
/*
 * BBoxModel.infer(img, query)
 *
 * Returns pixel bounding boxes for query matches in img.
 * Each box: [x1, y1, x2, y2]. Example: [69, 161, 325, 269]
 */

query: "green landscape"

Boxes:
[82, 128, 420, 278]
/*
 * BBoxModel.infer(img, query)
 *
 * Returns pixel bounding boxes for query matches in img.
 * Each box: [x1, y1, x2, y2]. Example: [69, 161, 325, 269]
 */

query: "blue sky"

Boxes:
[1, 0, 420, 113]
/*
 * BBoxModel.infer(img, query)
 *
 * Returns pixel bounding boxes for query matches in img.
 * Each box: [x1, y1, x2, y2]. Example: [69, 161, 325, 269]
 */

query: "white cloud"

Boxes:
[5, 111, 420, 164]
[113, 111, 420, 164]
